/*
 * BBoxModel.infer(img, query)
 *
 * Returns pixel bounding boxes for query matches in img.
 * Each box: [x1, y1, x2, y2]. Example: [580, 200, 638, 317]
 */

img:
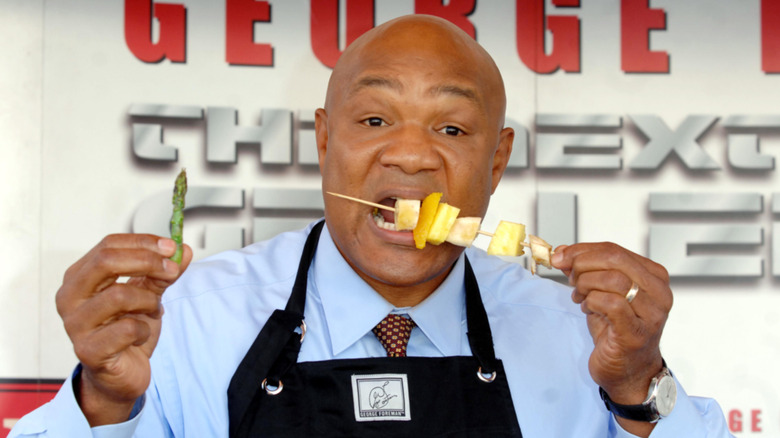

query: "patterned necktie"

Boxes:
[372, 314, 416, 357]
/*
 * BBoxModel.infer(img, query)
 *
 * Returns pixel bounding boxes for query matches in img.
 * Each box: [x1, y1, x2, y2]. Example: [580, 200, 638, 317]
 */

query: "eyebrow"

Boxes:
[350, 76, 404, 96]
[429, 84, 478, 102]
[349, 76, 480, 105]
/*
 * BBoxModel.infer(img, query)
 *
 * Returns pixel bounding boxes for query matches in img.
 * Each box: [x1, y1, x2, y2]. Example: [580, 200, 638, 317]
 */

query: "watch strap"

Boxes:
[599, 360, 670, 423]
[599, 386, 660, 422]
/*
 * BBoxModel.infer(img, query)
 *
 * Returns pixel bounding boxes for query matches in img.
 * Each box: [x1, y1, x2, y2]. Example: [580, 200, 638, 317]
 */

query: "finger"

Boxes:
[557, 243, 669, 304]
[569, 260, 671, 314]
[574, 273, 670, 329]
[129, 243, 194, 294]
[73, 316, 153, 368]
[65, 235, 180, 297]
[570, 269, 627, 304]
[67, 234, 175, 272]
[557, 243, 662, 286]
[551, 245, 571, 278]
[580, 291, 650, 350]
[560, 243, 643, 279]
[63, 284, 163, 335]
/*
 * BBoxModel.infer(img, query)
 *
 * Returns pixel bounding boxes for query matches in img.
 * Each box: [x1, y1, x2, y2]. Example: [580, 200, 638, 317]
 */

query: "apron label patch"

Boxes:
[351, 373, 411, 422]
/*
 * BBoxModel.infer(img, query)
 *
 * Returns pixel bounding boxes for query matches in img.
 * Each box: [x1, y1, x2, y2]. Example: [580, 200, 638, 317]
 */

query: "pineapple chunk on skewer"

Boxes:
[486, 221, 526, 257]
[426, 203, 461, 245]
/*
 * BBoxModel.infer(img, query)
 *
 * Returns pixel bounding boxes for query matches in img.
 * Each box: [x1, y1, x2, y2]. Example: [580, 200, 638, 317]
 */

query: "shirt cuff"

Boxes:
[90, 395, 144, 438]
[8, 364, 143, 437]
[612, 416, 642, 438]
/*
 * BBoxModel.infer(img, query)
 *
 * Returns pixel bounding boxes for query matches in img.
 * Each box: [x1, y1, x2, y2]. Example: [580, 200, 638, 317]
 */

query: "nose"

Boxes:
[378, 124, 442, 174]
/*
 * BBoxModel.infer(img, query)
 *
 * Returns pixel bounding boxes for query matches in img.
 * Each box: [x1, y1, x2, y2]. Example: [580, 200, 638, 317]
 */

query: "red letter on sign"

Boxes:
[762, 0, 780, 72]
[751, 409, 762, 432]
[124, 0, 186, 63]
[621, 0, 669, 73]
[415, 0, 476, 38]
[728, 409, 742, 432]
[516, 0, 581, 74]
[226, 0, 273, 66]
[311, 0, 375, 69]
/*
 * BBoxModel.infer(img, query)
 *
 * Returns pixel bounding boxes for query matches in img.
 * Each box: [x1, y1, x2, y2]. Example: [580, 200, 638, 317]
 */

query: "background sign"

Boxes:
[2, 0, 779, 435]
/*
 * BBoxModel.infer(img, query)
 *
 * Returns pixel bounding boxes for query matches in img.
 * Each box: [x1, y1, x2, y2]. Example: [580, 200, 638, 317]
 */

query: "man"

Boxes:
[12, 14, 731, 438]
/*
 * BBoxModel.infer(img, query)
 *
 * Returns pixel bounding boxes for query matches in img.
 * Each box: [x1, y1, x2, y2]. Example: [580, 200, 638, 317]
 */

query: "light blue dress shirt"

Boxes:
[11, 222, 733, 437]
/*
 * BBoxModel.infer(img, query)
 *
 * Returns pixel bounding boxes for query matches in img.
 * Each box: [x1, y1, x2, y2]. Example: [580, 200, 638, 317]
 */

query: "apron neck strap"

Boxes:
[285, 220, 325, 314]
[285, 221, 498, 373]
[463, 256, 498, 375]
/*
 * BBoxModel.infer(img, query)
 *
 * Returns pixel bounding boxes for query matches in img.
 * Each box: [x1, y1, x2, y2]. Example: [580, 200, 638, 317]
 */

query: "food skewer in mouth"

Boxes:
[326, 192, 420, 232]
[326, 191, 555, 274]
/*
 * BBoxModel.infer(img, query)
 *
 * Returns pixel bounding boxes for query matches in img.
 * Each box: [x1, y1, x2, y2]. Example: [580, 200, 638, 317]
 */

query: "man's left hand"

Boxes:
[551, 242, 672, 409]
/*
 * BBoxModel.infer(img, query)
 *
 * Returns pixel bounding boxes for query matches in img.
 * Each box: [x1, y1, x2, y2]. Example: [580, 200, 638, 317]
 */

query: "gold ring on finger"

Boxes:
[625, 282, 640, 303]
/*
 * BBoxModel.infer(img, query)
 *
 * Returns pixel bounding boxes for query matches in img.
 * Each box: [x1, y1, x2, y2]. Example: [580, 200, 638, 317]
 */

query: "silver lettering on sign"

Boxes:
[537, 192, 576, 278]
[252, 187, 324, 243]
[649, 224, 763, 278]
[504, 118, 529, 169]
[649, 193, 763, 213]
[649, 192, 763, 277]
[629, 115, 719, 170]
[723, 115, 780, 170]
[298, 109, 319, 165]
[536, 114, 622, 169]
[537, 114, 622, 127]
[206, 107, 292, 164]
[129, 104, 203, 161]
[774, 193, 780, 277]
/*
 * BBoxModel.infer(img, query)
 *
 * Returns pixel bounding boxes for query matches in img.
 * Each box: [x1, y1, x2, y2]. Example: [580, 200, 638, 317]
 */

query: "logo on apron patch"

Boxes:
[351, 374, 411, 422]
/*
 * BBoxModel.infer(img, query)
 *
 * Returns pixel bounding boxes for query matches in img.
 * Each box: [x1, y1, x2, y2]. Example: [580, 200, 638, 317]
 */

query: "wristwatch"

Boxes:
[599, 364, 677, 423]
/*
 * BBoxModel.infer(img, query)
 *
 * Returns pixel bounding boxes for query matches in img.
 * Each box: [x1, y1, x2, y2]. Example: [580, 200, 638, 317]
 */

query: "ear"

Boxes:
[315, 108, 329, 169]
[490, 127, 514, 194]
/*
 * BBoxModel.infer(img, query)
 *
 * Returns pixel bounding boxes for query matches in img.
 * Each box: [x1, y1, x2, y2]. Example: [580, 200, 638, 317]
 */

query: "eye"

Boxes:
[363, 117, 386, 127]
[439, 125, 464, 136]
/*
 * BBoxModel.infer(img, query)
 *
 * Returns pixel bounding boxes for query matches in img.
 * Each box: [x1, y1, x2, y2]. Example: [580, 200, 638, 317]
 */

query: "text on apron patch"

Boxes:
[351, 374, 411, 422]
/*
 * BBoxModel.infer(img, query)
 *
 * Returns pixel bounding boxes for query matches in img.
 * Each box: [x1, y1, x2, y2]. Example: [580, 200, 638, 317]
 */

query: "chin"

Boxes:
[364, 246, 461, 288]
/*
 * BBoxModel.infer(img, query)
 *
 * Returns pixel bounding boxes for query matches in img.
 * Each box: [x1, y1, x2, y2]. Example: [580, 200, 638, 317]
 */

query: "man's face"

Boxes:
[316, 18, 513, 304]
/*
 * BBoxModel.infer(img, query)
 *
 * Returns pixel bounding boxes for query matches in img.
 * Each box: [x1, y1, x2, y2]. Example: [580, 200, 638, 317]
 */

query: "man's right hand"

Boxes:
[55, 234, 192, 426]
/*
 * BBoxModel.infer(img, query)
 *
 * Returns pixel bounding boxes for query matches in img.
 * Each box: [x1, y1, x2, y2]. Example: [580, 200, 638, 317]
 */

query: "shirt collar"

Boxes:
[406, 255, 466, 356]
[313, 223, 466, 357]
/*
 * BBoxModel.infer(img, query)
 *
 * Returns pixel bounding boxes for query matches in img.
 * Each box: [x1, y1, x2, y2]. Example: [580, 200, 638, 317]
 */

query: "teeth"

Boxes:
[373, 209, 397, 231]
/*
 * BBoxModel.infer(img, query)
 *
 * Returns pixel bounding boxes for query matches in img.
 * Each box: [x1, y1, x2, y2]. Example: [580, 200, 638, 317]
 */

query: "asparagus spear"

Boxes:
[170, 169, 187, 263]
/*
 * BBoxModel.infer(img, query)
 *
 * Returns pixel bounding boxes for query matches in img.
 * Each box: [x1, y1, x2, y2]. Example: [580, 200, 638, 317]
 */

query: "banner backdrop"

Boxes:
[2, 0, 779, 435]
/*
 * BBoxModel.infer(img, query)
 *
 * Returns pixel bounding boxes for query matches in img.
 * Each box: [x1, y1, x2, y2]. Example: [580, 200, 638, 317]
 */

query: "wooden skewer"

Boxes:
[327, 192, 549, 252]
[478, 230, 531, 248]
[327, 192, 394, 211]
[325, 192, 544, 248]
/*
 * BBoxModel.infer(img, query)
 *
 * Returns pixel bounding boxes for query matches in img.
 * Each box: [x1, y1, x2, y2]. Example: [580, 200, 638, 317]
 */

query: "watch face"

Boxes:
[655, 375, 677, 417]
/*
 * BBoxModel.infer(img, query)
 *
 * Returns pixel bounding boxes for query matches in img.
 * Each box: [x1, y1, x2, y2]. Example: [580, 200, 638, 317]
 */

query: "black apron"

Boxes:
[227, 221, 523, 437]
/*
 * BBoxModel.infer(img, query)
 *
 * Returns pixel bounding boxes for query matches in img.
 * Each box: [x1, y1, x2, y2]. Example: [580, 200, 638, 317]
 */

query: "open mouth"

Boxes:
[372, 198, 400, 231]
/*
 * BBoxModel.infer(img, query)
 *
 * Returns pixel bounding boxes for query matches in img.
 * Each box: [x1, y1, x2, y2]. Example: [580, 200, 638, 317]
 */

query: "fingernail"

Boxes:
[158, 238, 176, 252]
[163, 258, 178, 273]
[552, 251, 563, 265]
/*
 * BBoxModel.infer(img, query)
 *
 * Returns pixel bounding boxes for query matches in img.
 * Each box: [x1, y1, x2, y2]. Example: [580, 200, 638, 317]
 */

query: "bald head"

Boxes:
[324, 15, 507, 129]
[313, 14, 514, 306]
